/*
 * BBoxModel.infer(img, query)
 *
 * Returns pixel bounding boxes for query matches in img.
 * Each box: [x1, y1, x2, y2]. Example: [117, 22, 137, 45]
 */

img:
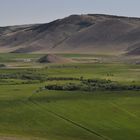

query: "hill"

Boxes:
[0, 14, 140, 55]
[38, 54, 72, 63]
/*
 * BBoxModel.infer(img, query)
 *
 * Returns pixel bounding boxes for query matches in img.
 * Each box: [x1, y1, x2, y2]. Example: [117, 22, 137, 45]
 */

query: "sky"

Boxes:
[0, 0, 140, 26]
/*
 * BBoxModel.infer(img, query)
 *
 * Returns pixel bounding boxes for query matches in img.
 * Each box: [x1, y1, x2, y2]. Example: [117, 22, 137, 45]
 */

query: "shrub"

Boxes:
[0, 64, 6, 68]
[44, 78, 140, 92]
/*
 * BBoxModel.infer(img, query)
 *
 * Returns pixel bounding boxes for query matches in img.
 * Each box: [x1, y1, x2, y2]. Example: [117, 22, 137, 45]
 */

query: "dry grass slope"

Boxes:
[0, 14, 140, 55]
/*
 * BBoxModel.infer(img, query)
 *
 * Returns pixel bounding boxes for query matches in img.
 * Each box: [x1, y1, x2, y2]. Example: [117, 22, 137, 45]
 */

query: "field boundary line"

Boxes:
[111, 102, 140, 119]
[31, 100, 111, 140]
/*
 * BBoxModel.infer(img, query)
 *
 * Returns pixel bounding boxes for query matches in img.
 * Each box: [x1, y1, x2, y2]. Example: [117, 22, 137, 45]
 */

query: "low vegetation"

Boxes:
[44, 79, 140, 92]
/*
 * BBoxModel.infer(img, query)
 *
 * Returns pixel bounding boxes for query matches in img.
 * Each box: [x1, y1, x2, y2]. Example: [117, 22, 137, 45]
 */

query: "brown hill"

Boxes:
[38, 54, 72, 63]
[0, 14, 140, 55]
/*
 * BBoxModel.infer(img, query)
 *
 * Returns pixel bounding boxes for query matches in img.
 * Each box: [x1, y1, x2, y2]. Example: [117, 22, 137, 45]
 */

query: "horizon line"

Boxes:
[1, 13, 140, 27]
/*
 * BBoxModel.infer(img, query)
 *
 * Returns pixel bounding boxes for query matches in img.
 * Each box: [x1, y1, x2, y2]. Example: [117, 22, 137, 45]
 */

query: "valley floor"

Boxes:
[0, 53, 140, 140]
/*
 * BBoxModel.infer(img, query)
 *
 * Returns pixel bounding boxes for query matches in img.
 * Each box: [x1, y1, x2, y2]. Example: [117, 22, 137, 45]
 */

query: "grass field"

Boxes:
[0, 53, 140, 140]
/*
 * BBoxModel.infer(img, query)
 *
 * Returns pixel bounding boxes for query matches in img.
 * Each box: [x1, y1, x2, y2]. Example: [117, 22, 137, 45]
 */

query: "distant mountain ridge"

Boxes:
[0, 14, 140, 55]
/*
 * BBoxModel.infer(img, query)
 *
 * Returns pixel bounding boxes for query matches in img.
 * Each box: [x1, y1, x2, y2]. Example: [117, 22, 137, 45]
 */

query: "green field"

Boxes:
[0, 53, 140, 140]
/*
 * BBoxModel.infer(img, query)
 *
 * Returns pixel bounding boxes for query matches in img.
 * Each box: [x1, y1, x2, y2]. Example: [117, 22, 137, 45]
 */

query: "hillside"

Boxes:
[0, 14, 140, 55]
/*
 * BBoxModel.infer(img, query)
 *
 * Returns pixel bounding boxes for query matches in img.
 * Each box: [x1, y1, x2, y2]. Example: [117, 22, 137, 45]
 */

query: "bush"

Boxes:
[0, 64, 6, 68]
[63, 83, 81, 91]
[45, 85, 63, 90]
[44, 78, 140, 92]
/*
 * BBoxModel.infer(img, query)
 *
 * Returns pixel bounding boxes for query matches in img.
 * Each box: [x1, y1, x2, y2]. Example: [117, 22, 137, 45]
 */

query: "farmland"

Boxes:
[0, 53, 140, 140]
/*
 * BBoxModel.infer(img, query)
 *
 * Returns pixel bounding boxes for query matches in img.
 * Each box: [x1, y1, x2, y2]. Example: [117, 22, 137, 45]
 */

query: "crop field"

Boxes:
[0, 53, 140, 140]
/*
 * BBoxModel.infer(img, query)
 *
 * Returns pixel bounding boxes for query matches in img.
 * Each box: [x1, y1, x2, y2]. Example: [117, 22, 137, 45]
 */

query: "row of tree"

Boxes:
[44, 79, 140, 91]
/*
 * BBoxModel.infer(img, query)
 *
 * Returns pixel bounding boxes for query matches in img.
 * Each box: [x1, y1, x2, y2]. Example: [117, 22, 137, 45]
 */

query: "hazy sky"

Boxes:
[0, 0, 140, 26]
